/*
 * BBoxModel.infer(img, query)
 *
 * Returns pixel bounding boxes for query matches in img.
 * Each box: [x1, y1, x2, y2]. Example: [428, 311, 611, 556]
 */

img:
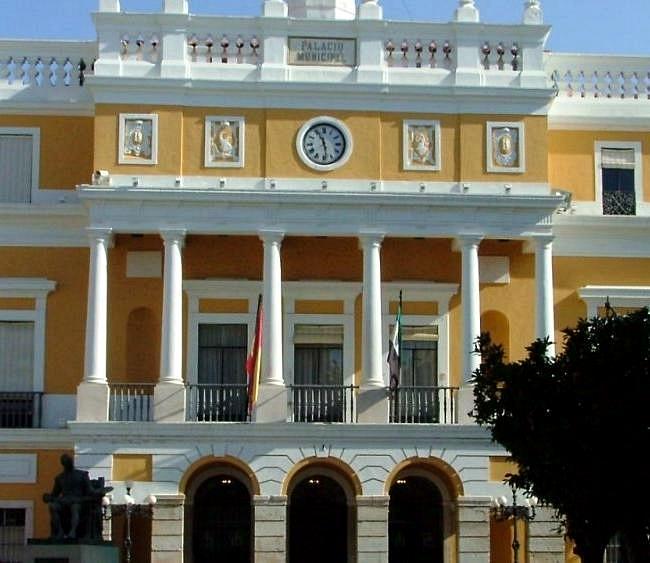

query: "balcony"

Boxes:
[289, 384, 358, 423]
[109, 383, 154, 422]
[0, 392, 43, 428]
[389, 386, 459, 424]
[187, 383, 249, 422]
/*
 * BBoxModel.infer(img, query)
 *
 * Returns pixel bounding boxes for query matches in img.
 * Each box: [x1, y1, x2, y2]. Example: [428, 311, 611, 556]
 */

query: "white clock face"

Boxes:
[302, 123, 347, 166]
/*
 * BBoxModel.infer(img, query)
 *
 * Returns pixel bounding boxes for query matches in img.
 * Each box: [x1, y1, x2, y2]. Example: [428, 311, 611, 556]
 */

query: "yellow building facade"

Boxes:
[0, 0, 648, 561]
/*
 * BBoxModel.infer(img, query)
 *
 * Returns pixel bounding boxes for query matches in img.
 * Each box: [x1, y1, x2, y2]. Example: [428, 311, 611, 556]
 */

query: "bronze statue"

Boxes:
[43, 453, 112, 541]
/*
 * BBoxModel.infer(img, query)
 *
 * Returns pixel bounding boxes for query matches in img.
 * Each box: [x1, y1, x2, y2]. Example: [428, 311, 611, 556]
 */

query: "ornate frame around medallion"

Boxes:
[486, 121, 525, 174]
[118, 113, 158, 165]
[402, 119, 442, 171]
[204, 115, 245, 168]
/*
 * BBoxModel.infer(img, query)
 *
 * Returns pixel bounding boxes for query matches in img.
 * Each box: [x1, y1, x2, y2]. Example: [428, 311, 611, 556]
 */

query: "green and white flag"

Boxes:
[388, 291, 402, 392]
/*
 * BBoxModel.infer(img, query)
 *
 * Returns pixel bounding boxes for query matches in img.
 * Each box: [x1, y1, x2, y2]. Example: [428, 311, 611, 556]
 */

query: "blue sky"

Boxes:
[0, 0, 648, 55]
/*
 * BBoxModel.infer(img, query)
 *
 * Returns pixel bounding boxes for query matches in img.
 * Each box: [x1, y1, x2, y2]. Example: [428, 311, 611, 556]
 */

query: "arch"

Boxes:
[281, 456, 362, 499]
[179, 455, 260, 497]
[384, 457, 464, 498]
[481, 310, 510, 359]
[126, 307, 159, 383]
[386, 458, 462, 563]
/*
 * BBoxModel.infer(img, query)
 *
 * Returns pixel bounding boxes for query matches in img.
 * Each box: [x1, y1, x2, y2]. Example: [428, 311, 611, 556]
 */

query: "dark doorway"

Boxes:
[289, 475, 348, 563]
[389, 476, 444, 563]
[192, 475, 251, 563]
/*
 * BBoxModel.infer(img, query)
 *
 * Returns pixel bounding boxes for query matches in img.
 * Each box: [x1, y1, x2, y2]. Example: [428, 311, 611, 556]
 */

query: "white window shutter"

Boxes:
[0, 322, 34, 391]
[0, 135, 33, 203]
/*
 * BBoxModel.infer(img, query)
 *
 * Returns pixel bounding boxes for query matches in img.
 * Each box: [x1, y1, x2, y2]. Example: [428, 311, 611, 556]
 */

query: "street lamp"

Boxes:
[491, 484, 538, 563]
[102, 481, 157, 563]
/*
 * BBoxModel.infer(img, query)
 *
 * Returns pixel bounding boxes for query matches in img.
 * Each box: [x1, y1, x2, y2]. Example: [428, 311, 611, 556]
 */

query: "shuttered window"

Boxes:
[0, 507, 26, 563]
[599, 146, 637, 216]
[0, 134, 34, 203]
[0, 322, 34, 392]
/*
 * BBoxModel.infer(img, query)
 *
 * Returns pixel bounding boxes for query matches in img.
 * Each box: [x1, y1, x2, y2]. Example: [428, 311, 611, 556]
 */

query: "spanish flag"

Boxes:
[247, 294, 263, 416]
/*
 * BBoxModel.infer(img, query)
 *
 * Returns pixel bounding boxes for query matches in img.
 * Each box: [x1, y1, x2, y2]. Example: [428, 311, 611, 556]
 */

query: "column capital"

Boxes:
[259, 230, 285, 245]
[358, 232, 384, 249]
[86, 227, 114, 246]
[534, 234, 554, 247]
[160, 228, 186, 247]
[523, 234, 554, 253]
[452, 234, 483, 251]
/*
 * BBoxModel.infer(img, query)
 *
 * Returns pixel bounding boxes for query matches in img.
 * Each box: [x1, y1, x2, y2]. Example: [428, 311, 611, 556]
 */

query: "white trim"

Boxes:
[295, 116, 354, 172]
[402, 120, 441, 172]
[204, 115, 245, 168]
[486, 121, 526, 174]
[0, 499, 34, 545]
[0, 278, 56, 393]
[578, 285, 650, 318]
[0, 127, 40, 203]
[594, 140, 643, 214]
[118, 113, 158, 165]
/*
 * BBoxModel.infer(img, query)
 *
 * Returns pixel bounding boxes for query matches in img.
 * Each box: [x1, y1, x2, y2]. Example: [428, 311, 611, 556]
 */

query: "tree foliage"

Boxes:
[472, 307, 650, 563]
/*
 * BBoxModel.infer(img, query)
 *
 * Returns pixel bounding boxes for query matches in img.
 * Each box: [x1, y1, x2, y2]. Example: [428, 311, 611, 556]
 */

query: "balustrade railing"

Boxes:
[0, 391, 43, 428]
[289, 384, 357, 423]
[187, 383, 249, 422]
[109, 383, 154, 422]
[120, 33, 161, 63]
[188, 34, 262, 65]
[480, 41, 520, 71]
[389, 386, 458, 424]
[547, 53, 650, 100]
[0, 41, 96, 89]
[384, 39, 453, 69]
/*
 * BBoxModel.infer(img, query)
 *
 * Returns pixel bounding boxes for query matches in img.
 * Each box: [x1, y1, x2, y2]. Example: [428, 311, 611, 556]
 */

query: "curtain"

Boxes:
[198, 324, 247, 384]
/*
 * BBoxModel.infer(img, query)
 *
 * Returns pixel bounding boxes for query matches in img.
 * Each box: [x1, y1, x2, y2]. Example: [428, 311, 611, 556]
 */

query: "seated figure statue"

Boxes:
[43, 453, 111, 540]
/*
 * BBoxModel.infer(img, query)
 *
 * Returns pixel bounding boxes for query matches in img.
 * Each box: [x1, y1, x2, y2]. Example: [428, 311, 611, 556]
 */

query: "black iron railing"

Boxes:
[389, 386, 459, 424]
[0, 392, 43, 428]
[289, 384, 358, 423]
[109, 383, 154, 422]
[603, 190, 635, 215]
[187, 383, 249, 422]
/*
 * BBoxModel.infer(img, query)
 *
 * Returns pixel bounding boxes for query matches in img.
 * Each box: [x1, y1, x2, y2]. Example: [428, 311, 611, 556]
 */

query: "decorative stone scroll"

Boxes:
[118, 113, 158, 165]
[486, 121, 525, 173]
[204, 116, 245, 168]
[402, 120, 441, 171]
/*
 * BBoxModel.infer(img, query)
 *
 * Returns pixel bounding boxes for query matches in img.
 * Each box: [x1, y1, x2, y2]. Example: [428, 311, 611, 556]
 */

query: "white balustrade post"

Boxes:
[254, 231, 288, 422]
[77, 228, 113, 422]
[264, 0, 288, 17]
[454, 0, 479, 23]
[261, 2, 289, 81]
[523, 0, 543, 24]
[456, 235, 482, 423]
[358, 0, 383, 20]
[535, 236, 556, 357]
[99, 0, 120, 11]
[357, 233, 388, 423]
[453, 1, 482, 87]
[162, 0, 188, 13]
[154, 229, 187, 422]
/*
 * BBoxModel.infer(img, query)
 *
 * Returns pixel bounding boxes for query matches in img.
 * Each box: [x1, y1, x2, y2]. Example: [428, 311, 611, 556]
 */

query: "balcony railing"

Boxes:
[0, 392, 43, 428]
[289, 384, 358, 423]
[109, 383, 154, 422]
[389, 386, 458, 424]
[187, 383, 249, 422]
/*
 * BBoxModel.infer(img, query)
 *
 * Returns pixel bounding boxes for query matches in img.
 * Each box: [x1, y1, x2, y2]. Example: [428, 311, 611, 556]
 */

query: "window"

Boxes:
[595, 141, 643, 216]
[0, 322, 34, 393]
[399, 325, 438, 387]
[293, 324, 343, 386]
[0, 506, 26, 563]
[0, 129, 39, 203]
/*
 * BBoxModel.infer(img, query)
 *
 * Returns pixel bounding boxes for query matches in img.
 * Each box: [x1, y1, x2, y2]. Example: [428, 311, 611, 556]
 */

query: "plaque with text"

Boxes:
[288, 37, 357, 67]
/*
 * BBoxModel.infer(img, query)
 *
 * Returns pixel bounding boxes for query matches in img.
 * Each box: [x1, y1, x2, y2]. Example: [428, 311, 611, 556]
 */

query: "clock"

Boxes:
[296, 116, 353, 171]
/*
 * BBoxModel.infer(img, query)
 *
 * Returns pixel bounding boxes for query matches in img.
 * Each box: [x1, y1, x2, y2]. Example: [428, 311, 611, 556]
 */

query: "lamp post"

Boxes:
[102, 481, 156, 563]
[491, 484, 538, 563]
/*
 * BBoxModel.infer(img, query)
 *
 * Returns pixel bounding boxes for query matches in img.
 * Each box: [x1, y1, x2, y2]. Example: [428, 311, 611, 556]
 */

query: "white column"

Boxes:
[261, 231, 284, 386]
[459, 236, 482, 384]
[360, 234, 384, 387]
[160, 229, 186, 384]
[83, 228, 113, 384]
[535, 236, 556, 357]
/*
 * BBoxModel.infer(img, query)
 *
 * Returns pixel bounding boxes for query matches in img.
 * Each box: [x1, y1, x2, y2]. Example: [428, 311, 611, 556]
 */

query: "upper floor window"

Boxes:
[595, 141, 643, 216]
[197, 323, 247, 385]
[0, 506, 26, 563]
[0, 129, 40, 203]
[293, 324, 343, 386]
[399, 325, 439, 387]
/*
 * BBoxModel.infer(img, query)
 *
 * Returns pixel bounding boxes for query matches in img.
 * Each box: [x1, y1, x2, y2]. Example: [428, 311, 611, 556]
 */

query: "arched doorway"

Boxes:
[288, 468, 355, 563]
[389, 475, 445, 563]
[185, 464, 255, 563]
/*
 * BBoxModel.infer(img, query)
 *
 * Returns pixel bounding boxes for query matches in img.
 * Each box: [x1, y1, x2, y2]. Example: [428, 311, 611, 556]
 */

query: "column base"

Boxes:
[253, 384, 288, 422]
[154, 382, 186, 422]
[457, 386, 475, 424]
[76, 381, 109, 422]
[357, 386, 389, 423]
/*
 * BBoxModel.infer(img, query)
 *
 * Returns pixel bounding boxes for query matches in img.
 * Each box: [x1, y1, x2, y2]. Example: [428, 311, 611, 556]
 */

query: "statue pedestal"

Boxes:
[26, 539, 119, 563]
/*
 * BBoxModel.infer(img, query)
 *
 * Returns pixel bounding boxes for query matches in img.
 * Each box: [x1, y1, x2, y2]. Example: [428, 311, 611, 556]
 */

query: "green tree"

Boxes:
[472, 307, 650, 563]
